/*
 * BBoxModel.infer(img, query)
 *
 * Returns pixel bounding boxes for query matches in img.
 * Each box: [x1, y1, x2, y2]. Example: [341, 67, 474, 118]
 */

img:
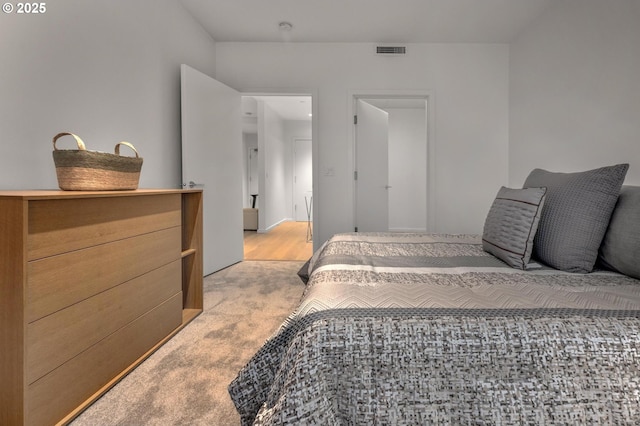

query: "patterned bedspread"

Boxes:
[228, 233, 640, 425]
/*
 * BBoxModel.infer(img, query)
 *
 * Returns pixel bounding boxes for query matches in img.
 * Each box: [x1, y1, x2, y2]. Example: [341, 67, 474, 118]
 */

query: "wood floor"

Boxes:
[244, 221, 313, 261]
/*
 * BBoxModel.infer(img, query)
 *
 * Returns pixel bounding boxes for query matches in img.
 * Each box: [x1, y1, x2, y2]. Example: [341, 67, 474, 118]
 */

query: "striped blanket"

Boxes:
[229, 233, 640, 425]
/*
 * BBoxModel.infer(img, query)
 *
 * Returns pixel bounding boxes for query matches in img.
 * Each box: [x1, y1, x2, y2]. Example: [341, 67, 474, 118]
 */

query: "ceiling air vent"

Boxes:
[376, 45, 407, 55]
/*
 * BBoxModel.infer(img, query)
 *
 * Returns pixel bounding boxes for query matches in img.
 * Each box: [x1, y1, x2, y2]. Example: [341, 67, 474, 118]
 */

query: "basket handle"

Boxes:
[115, 141, 140, 158]
[53, 132, 86, 151]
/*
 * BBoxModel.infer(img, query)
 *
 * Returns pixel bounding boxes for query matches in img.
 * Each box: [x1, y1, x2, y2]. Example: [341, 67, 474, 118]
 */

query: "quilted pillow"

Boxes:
[523, 164, 628, 273]
[598, 186, 640, 279]
[482, 186, 547, 269]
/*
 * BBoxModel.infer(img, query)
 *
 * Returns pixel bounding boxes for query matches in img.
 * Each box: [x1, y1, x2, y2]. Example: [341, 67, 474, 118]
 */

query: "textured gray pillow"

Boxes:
[482, 186, 547, 269]
[523, 164, 629, 273]
[598, 186, 640, 279]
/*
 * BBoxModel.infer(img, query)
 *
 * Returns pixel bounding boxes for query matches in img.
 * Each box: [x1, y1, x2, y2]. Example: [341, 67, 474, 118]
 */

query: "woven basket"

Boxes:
[52, 132, 143, 191]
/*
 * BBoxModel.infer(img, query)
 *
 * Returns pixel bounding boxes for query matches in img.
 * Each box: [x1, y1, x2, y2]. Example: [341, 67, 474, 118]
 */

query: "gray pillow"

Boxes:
[598, 186, 640, 279]
[523, 164, 629, 273]
[482, 186, 547, 269]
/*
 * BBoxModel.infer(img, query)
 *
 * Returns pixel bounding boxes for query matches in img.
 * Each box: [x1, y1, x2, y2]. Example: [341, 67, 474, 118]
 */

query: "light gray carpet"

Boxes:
[70, 260, 306, 426]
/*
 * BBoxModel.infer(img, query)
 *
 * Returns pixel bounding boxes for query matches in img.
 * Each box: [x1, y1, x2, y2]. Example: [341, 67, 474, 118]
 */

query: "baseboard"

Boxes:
[258, 217, 293, 233]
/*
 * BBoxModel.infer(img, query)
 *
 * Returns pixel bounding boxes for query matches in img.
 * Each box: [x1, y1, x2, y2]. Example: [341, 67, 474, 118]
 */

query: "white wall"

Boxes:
[243, 118, 311, 226]
[258, 101, 288, 231]
[216, 43, 510, 246]
[4, 1, 637, 250]
[387, 108, 427, 232]
[284, 121, 313, 144]
[509, 0, 640, 186]
[284, 120, 313, 221]
[0, 0, 216, 190]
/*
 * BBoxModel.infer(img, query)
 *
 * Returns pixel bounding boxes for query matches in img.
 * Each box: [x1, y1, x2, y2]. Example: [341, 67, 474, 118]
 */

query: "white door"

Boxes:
[386, 106, 428, 232]
[355, 99, 389, 232]
[293, 139, 313, 222]
[181, 64, 243, 275]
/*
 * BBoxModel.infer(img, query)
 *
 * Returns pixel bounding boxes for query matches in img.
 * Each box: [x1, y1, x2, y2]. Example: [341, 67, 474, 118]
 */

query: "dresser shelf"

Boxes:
[182, 248, 197, 258]
[0, 189, 204, 426]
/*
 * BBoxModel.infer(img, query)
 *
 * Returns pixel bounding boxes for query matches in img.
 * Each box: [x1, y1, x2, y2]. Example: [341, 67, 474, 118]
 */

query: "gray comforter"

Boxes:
[229, 233, 640, 425]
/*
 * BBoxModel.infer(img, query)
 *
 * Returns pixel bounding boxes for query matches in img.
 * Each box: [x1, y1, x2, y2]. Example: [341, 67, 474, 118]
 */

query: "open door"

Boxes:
[181, 64, 243, 275]
[355, 99, 389, 232]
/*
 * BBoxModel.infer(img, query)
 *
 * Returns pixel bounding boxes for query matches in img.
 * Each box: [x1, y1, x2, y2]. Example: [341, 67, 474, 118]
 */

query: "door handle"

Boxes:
[385, 185, 392, 189]
[183, 181, 205, 188]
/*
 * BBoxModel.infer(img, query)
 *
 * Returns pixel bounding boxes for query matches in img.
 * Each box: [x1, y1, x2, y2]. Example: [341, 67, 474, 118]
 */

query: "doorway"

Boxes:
[181, 65, 317, 271]
[352, 93, 431, 233]
[241, 95, 314, 260]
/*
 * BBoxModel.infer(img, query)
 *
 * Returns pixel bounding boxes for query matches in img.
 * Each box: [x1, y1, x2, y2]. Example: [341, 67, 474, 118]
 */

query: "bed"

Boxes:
[229, 165, 640, 425]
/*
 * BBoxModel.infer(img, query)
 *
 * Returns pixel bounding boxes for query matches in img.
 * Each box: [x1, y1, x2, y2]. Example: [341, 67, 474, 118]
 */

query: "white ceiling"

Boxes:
[179, 0, 553, 44]
[251, 96, 312, 120]
[242, 96, 312, 133]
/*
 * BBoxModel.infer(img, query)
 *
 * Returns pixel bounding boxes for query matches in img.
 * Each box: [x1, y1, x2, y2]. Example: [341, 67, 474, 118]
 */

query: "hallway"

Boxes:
[243, 221, 313, 261]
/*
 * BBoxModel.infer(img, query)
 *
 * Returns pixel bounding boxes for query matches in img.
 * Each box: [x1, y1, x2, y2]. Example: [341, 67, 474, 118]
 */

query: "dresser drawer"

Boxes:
[27, 194, 181, 261]
[26, 293, 183, 426]
[27, 226, 181, 322]
[26, 259, 181, 384]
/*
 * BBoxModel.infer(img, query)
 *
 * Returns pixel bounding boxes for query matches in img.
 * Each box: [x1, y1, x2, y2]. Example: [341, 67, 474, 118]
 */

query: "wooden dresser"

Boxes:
[0, 189, 203, 425]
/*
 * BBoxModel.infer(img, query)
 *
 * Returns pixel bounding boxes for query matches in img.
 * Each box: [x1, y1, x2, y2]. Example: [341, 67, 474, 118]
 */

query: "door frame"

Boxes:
[348, 89, 435, 232]
[240, 89, 319, 248]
